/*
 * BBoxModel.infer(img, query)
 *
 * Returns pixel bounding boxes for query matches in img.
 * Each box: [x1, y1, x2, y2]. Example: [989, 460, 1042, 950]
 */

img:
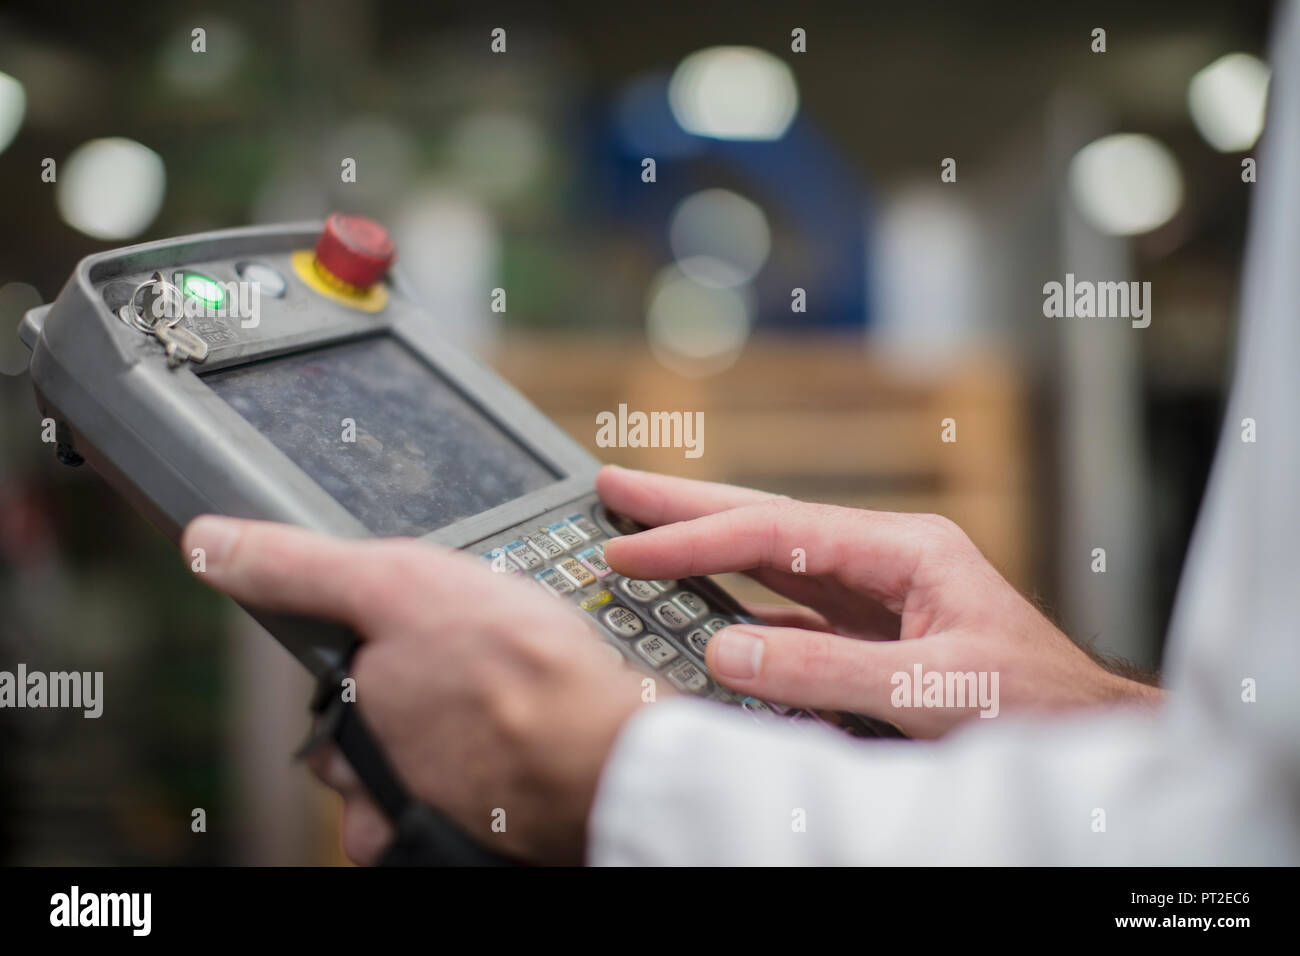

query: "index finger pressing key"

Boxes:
[603, 499, 924, 607]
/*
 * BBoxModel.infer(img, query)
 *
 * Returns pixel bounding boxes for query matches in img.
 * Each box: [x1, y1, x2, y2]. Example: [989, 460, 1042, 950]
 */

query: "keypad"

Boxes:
[685, 628, 711, 657]
[673, 591, 708, 619]
[579, 589, 613, 612]
[653, 600, 692, 631]
[634, 634, 679, 668]
[557, 557, 597, 588]
[505, 538, 544, 571]
[576, 547, 612, 578]
[477, 503, 782, 721]
[667, 660, 710, 695]
[546, 520, 586, 550]
[480, 548, 516, 575]
[619, 578, 659, 602]
[535, 567, 575, 596]
[603, 605, 644, 639]
[528, 532, 564, 559]
[565, 513, 602, 539]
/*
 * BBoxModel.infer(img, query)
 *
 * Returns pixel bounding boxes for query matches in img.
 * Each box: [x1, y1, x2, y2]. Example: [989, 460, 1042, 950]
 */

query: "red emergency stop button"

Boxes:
[314, 213, 395, 290]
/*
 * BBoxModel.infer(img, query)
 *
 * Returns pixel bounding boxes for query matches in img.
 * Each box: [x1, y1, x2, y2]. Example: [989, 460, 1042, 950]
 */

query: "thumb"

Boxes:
[705, 623, 925, 719]
[181, 515, 380, 624]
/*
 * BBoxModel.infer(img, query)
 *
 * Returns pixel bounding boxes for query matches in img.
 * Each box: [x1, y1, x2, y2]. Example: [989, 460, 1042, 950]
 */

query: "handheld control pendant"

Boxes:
[22, 216, 903, 865]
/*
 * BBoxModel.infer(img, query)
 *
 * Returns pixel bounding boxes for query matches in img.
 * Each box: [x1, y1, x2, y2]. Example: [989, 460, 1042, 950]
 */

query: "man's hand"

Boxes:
[599, 466, 1162, 738]
[181, 516, 644, 865]
[182, 468, 1162, 863]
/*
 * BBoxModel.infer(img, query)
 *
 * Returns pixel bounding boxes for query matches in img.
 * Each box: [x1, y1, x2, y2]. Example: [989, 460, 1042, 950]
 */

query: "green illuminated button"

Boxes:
[181, 272, 225, 308]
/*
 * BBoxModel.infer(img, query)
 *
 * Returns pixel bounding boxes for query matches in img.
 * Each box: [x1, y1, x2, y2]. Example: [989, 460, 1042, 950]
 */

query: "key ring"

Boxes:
[120, 273, 185, 334]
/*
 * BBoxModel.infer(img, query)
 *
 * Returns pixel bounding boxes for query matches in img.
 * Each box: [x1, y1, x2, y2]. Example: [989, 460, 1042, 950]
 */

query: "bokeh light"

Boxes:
[1067, 133, 1183, 236]
[1187, 52, 1270, 152]
[0, 72, 25, 155]
[56, 138, 166, 240]
[669, 188, 771, 287]
[668, 46, 799, 141]
[645, 263, 753, 377]
[392, 186, 501, 349]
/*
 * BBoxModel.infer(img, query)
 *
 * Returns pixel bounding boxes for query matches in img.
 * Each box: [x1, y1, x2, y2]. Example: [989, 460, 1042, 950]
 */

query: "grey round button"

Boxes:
[653, 600, 692, 630]
[236, 261, 287, 297]
[674, 591, 708, 619]
[603, 605, 644, 639]
[620, 578, 659, 603]
[667, 660, 710, 694]
[635, 634, 679, 668]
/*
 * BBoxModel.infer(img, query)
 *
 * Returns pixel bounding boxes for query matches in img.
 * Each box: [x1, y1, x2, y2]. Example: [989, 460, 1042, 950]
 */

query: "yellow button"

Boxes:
[290, 250, 388, 313]
[580, 589, 613, 611]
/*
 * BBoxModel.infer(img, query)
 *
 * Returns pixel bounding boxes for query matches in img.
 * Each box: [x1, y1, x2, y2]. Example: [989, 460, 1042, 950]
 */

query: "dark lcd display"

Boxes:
[202, 335, 559, 535]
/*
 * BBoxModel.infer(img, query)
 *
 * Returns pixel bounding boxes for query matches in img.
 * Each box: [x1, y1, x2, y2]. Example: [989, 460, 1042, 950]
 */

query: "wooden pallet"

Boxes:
[488, 336, 1032, 601]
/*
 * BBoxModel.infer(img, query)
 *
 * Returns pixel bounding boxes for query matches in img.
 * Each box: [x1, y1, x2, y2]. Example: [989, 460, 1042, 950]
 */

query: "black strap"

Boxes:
[298, 656, 513, 867]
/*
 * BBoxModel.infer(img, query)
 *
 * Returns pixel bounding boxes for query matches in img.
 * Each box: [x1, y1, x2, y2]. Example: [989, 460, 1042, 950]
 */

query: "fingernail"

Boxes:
[600, 541, 629, 577]
[713, 627, 764, 679]
[187, 515, 242, 571]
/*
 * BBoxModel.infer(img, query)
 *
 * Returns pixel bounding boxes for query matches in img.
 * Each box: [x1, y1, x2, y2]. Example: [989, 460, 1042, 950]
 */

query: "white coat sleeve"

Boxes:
[587, 0, 1300, 868]
[587, 700, 1298, 866]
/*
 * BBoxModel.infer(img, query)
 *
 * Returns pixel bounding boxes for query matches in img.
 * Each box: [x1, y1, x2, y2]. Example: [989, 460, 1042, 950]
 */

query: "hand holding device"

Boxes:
[185, 465, 1163, 864]
[182, 514, 644, 865]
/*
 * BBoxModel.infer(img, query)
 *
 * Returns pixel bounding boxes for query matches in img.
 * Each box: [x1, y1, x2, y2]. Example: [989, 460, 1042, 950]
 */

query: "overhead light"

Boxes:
[1187, 52, 1270, 152]
[56, 138, 166, 240]
[1068, 133, 1183, 236]
[668, 46, 799, 141]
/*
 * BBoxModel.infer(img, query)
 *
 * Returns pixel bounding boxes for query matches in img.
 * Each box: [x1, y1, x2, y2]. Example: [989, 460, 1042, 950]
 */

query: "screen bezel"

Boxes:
[50, 223, 600, 675]
[198, 325, 598, 549]
[200, 331, 569, 541]
[155, 250, 606, 550]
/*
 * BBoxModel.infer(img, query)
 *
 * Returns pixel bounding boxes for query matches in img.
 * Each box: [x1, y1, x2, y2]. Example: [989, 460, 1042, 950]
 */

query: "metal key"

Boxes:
[118, 273, 210, 368]
[154, 321, 209, 367]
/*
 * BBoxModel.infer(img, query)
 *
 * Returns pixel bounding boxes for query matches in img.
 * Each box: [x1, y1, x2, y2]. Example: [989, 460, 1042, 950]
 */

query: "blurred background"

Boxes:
[0, 0, 1275, 863]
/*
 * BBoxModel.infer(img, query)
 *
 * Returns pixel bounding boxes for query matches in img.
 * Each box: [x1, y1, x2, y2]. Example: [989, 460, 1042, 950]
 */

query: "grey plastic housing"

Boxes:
[22, 223, 604, 676]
